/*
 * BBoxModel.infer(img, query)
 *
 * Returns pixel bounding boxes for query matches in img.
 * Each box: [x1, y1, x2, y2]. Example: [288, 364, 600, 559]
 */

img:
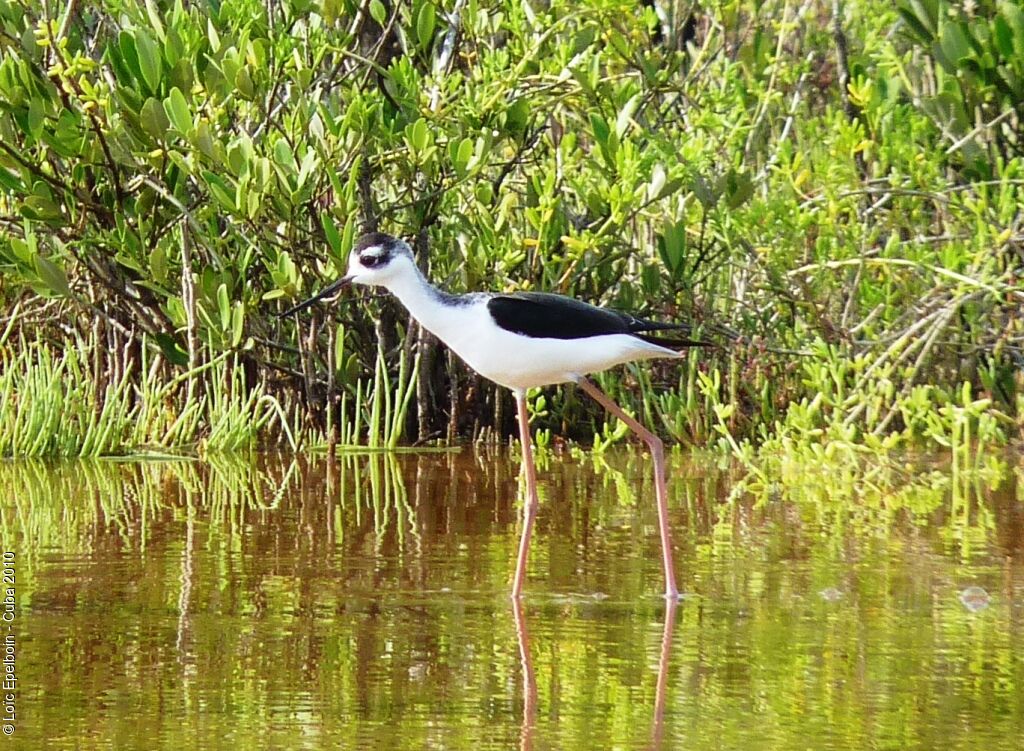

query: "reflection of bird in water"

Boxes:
[283, 232, 708, 599]
[511, 600, 679, 750]
[512, 599, 537, 751]
[959, 585, 990, 612]
[649, 602, 678, 749]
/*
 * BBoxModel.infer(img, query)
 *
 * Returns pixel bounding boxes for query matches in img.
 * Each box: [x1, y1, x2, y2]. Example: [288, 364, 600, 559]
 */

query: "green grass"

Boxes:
[0, 330, 425, 457]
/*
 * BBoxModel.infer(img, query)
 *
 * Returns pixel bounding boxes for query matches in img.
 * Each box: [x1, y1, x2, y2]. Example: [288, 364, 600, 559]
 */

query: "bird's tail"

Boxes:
[636, 333, 711, 350]
[634, 316, 744, 351]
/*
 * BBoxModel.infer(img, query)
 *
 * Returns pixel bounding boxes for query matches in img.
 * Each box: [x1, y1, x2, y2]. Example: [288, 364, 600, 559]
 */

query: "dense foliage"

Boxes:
[0, 0, 1021, 455]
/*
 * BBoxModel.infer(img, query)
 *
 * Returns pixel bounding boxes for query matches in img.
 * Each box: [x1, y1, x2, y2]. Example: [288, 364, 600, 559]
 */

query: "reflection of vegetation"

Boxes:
[0, 457, 300, 564]
[0, 452, 436, 559]
[4, 452, 1022, 748]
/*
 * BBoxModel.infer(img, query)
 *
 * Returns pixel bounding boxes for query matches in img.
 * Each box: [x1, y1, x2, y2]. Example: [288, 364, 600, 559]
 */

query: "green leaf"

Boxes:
[897, 7, 932, 45]
[166, 150, 193, 175]
[296, 148, 317, 188]
[118, 31, 143, 84]
[908, 0, 938, 37]
[150, 244, 168, 285]
[235, 66, 254, 99]
[369, 0, 387, 25]
[140, 96, 170, 139]
[145, 0, 166, 40]
[34, 255, 70, 297]
[135, 29, 162, 93]
[405, 118, 429, 152]
[0, 168, 23, 194]
[192, 120, 216, 159]
[450, 136, 474, 175]
[1004, 5, 1024, 53]
[506, 98, 529, 135]
[589, 113, 610, 148]
[203, 171, 236, 211]
[26, 98, 44, 140]
[8, 237, 32, 266]
[207, 19, 221, 53]
[692, 174, 716, 208]
[154, 333, 189, 366]
[457, 137, 474, 167]
[993, 15, 1014, 58]
[939, 20, 971, 67]
[115, 250, 143, 273]
[21, 195, 62, 222]
[217, 283, 231, 330]
[340, 216, 356, 257]
[164, 87, 191, 133]
[725, 170, 754, 209]
[273, 139, 296, 170]
[334, 323, 346, 373]
[278, 252, 298, 283]
[657, 220, 687, 273]
[648, 164, 666, 200]
[321, 212, 342, 254]
[231, 302, 244, 347]
[163, 26, 183, 67]
[615, 93, 642, 138]
[416, 2, 436, 52]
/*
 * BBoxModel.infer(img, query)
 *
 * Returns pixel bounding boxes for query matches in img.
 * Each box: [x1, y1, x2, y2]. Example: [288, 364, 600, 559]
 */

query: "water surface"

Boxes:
[2, 451, 1022, 749]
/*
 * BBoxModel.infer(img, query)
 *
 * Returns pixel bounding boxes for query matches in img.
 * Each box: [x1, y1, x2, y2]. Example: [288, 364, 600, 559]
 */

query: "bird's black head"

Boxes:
[353, 232, 399, 269]
[277, 232, 414, 318]
[345, 232, 415, 287]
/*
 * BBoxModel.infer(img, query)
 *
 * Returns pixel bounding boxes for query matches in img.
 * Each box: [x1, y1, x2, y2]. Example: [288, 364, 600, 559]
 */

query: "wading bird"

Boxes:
[282, 232, 705, 599]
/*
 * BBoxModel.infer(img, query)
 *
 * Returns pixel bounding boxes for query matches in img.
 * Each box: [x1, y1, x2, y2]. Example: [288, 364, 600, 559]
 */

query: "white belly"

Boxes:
[427, 302, 680, 391]
[394, 287, 681, 392]
[461, 333, 677, 390]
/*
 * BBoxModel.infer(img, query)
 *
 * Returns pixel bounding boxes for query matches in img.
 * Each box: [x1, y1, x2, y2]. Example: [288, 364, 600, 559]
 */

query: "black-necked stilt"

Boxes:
[283, 232, 705, 598]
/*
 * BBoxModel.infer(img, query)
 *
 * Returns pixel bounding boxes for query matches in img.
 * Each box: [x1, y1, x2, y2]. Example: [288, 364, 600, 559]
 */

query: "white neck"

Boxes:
[385, 264, 462, 341]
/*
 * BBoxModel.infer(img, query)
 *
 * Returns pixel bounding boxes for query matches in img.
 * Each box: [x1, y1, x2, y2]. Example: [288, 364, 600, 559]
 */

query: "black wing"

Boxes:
[486, 292, 705, 346]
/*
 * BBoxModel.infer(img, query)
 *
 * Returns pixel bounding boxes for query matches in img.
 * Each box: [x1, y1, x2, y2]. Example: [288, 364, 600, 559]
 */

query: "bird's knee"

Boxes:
[523, 490, 540, 515]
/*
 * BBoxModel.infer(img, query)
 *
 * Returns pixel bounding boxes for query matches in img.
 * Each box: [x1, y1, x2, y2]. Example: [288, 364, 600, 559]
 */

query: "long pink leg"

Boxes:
[511, 390, 540, 599]
[576, 377, 679, 599]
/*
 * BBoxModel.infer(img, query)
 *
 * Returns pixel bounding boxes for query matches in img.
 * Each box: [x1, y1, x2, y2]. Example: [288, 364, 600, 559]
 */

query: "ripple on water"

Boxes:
[2, 451, 1021, 750]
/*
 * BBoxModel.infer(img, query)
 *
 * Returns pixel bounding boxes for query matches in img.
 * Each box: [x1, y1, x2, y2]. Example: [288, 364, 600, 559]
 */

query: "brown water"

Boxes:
[1, 451, 1022, 749]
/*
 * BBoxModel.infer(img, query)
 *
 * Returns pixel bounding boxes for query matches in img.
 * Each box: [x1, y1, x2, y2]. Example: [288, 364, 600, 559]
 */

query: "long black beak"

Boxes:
[278, 275, 353, 318]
